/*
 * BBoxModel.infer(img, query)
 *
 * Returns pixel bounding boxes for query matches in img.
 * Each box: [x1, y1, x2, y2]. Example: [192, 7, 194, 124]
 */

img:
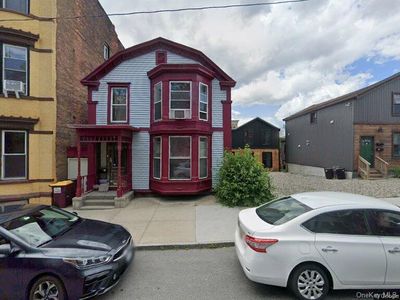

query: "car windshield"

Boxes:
[256, 197, 312, 225]
[1, 207, 80, 247]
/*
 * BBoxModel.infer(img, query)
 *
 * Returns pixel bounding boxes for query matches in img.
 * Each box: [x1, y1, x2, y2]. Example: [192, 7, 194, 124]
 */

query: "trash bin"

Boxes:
[49, 180, 76, 208]
[324, 168, 334, 179]
[335, 168, 346, 180]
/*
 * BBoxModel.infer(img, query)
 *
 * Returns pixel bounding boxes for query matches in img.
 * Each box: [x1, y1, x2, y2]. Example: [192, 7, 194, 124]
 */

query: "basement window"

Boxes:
[310, 112, 317, 124]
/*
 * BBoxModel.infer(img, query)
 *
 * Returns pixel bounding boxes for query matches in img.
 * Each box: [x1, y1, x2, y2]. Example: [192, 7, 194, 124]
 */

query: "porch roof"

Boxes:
[69, 124, 138, 143]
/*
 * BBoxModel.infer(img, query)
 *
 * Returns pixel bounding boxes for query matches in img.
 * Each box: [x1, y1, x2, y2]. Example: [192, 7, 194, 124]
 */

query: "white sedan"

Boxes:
[235, 192, 400, 300]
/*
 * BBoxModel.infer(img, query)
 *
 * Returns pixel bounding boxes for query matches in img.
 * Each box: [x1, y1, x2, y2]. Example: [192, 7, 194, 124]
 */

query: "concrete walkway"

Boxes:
[66, 195, 400, 247]
[67, 195, 242, 247]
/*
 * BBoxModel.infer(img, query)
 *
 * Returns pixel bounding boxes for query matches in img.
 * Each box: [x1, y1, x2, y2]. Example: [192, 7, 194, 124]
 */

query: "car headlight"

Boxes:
[63, 255, 112, 269]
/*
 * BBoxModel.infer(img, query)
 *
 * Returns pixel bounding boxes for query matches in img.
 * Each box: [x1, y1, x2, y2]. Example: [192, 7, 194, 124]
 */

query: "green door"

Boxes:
[360, 136, 374, 167]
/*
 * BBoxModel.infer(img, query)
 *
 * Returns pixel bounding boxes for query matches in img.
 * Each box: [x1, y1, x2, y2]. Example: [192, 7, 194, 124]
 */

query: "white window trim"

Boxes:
[1, 130, 27, 180]
[169, 81, 192, 119]
[153, 136, 162, 180]
[199, 136, 208, 179]
[3, 43, 28, 95]
[168, 136, 191, 181]
[154, 82, 162, 122]
[199, 83, 208, 121]
[110, 87, 128, 123]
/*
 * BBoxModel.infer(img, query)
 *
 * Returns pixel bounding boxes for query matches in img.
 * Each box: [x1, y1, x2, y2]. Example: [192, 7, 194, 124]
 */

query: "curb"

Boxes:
[135, 241, 235, 251]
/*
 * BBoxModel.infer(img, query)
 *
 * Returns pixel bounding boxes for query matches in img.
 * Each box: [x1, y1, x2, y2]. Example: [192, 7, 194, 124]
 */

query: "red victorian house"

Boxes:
[71, 37, 235, 199]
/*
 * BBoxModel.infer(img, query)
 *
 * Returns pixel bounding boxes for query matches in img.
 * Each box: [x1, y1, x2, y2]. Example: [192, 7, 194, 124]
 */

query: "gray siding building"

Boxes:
[284, 72, 400, 178]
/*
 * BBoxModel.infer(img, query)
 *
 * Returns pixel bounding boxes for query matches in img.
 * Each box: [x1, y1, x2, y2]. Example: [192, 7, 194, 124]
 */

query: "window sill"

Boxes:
[0, 179, 28, 185]
[0, 94, 54, 102]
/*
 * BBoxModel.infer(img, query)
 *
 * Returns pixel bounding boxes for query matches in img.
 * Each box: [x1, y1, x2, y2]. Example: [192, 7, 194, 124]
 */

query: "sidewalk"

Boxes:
[66, 195, 400, 248]
[67, 195, 242, 247]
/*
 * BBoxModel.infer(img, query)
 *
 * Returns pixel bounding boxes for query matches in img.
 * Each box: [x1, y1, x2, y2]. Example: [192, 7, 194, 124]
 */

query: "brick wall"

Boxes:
[354, 124, 400, 171]
[55, 0, 124, 180]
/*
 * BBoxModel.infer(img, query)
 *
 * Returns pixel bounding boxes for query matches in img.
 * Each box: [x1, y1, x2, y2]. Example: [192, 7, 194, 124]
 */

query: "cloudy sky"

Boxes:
[99, 0, 400, 129]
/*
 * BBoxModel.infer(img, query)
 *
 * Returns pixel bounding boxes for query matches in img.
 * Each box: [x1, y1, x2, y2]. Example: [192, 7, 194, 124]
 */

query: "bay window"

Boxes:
[169, 136, 191, 180]
[199, 83, 208, 121]
[153, 137, 161, 179]
[1, 0, 29, 14]
[110, 87, 128, 123]
[199, 137, 208, 179]
[1, 130, 27, 179]
[154, 82, 162, 121]
[2, 44, 28, 95]
[170, 81, 191, 119]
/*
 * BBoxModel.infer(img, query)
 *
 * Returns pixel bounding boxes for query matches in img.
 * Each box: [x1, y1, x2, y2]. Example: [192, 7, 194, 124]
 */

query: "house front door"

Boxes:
[106, 143, 127, 187]
[360, 136, 375, 167]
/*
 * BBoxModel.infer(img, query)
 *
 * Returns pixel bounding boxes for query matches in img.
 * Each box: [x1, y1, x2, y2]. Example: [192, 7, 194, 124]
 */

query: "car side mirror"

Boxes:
[0, 244, 11, 256]
[72, 212, 78, 216]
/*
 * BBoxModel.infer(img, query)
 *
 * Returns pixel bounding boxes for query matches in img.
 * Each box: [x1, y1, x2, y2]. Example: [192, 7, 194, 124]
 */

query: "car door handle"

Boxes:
[321, 247, 338, 253]
[388, 247, 400, 254]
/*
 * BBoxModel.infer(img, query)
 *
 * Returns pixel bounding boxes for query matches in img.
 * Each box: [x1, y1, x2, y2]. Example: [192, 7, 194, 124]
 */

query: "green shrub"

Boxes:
[390, 166, 400, 178]
[215, 146, 274, 207]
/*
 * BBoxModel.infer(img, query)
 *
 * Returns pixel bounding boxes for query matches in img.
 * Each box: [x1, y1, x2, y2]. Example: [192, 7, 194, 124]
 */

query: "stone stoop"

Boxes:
[72, 191, 134, 210]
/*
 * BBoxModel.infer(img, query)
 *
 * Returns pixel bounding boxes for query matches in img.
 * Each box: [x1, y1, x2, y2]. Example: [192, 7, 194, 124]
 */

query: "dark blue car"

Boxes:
[0, 204, 134, 300]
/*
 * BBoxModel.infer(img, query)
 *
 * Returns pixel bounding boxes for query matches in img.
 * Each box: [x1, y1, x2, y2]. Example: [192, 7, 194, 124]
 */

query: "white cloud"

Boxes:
[99, 0, 400, 125]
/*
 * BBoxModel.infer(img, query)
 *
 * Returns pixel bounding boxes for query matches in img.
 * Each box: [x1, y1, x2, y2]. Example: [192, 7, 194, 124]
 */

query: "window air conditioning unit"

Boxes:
[3, 80, 24, 99]
[172, 109, 190, 119]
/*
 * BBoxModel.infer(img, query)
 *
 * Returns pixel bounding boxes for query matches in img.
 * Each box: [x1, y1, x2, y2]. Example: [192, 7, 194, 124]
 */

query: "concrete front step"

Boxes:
[84, 195, 115, 201]
[84, 199, 115, 206]
[79, 205, 115, 210]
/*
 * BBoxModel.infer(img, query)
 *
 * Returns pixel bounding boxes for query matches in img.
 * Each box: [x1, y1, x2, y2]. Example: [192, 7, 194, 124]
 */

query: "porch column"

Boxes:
[76, 135, 82, 197]
[117, 136, 123, 197]
[128, 141, 132, 190]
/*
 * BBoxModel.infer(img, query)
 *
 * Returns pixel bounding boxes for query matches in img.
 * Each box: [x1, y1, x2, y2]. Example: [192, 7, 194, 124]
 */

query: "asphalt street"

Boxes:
[98, 247, 363, 300]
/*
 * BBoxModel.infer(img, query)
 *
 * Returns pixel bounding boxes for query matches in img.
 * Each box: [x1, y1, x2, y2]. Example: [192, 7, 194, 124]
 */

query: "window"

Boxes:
[2, 44, 28, 95]
[153, 137, 161, 179]
[367, 210, 400, 237]
[310, 112, 317, 124]
[1, 130, 27, 179]
[303, 210, 369, 235]
[2, 0, 28, 14]
[170, 82, 191, 119]
[156, 51, 167, 64]
[169, 136, 191, 180]
[154, 82, 162, 121]
[393, 133, 400, 157]
[199, 137, 208, 179]
[1, 206, 79, 247]
[103, 43, 110, 60]
[256, 197, 312, 225]
[393, 93, 400, 116]
[199, 83, 208, 121]
[262, 152, 272, 168]
[110, 87, 128, 123]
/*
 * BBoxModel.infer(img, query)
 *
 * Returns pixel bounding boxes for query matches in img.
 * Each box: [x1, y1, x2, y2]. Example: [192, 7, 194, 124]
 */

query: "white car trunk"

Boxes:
[238, 208, 275, 236]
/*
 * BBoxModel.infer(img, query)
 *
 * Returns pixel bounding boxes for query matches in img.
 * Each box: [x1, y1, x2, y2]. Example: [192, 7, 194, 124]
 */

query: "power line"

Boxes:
[0, 0, 312, 22]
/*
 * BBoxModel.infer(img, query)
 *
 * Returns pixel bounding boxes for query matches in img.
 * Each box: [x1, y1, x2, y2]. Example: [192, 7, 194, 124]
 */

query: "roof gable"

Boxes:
[233, 117, 280, 131]
[284, 72, 400, 121]
[81, 37, 236, 87]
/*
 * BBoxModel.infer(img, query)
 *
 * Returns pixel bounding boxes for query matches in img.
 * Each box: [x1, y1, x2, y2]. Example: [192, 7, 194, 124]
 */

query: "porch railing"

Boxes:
[358, 156, 371, 179]
[375, 156, 389, 177]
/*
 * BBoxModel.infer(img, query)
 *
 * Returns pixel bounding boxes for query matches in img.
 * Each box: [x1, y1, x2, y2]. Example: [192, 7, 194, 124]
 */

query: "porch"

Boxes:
[70, 125, 137, 206]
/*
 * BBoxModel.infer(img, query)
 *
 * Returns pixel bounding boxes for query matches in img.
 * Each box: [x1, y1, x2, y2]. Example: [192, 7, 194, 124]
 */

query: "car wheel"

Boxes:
[29, 275, 66, 300]
[288, 264, 330, 300]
